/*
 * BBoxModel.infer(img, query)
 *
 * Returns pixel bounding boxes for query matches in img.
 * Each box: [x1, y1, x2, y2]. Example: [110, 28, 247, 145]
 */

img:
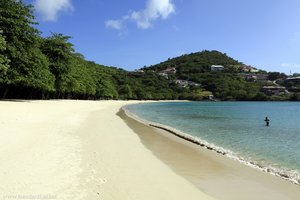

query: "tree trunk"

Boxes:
[2, 85, 9, 99]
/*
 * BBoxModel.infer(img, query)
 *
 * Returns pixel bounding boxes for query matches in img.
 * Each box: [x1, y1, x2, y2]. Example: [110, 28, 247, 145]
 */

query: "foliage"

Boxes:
[144, 50, 241, 74]
[40, 33, 74, 92]
[0, 0, 297, 101]
[289, 93, 300, 101]
[0, 0, 54, 97]
[0, 30, 10, 78]
[267, 72, 287, 81]
[141, 50, 264, 100]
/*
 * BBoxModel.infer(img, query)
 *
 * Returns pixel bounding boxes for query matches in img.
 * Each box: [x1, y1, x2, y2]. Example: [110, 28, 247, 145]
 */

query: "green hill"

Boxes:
[139, 50, 268, 101]
[1, 0, 294, 101]
[144, 50, 241, 73]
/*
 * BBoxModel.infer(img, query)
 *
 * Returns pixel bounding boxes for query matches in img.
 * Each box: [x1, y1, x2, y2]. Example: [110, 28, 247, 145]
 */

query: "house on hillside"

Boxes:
[239, 65, 259, 73]
[284, 77, 300, 91]
[261, 86, 287, 96]
[244, 74, 258, 82]
[211, 65, 224, 71]
[158, 72, 169, 78]
[242, 74, 267, 82]
[174, 80, 201, 88]
[134, 69, 144, 73]
[240, 65, 252, 72]
[285, 76, 300, 84]
[255, 74, 268, 81]
[250, 68, 259, 73]
[158, 67, 177, 79]
[162, 67, 177, 74]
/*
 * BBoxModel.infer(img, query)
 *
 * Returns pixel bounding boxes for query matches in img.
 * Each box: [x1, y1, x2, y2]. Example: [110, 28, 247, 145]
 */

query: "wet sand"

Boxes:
[120, 108, 300, 200]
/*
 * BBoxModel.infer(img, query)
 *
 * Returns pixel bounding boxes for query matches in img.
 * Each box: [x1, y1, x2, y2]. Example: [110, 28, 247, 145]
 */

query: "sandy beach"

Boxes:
[0, 100, 215, 200]
[1, 100, 300, 200]
[121, 105, 300, 200]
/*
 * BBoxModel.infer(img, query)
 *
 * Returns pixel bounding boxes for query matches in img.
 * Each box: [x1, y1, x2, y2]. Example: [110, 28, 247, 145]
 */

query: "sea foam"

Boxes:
[123, 106, 300, 186]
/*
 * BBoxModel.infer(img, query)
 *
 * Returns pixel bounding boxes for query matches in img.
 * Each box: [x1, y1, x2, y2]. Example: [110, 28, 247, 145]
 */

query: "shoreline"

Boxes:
[0, 100, 215, 200]
[122, 104, 300, 186]
[121, 103, 300, 200]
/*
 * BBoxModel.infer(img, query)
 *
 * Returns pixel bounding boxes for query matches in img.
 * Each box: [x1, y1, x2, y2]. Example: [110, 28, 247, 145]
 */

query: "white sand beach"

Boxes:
[0, 100, 215, 200]
[121, 107, 300, 200]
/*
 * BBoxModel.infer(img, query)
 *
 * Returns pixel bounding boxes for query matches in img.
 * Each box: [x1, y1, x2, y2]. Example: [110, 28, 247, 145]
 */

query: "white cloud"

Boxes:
[34, 0, 73, 21]
[105, 0, 175, 31]
[105, 20, 123, 30]
[131, 0, 175, 29]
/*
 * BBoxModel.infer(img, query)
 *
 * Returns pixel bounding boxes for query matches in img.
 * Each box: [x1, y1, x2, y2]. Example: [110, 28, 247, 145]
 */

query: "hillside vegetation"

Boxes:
[142, 51, 267, 100]
[0, 0, 178, 100]
[1, 0, 296, 101]
[144, 50, 241, 73]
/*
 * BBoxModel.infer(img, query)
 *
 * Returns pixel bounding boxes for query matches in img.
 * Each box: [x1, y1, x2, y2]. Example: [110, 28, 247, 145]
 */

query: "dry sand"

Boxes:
[0, 100, 215, 200]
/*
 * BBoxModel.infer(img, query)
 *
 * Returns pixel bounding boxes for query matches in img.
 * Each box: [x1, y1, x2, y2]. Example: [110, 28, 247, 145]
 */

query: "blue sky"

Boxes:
[25, 0, 300, 74]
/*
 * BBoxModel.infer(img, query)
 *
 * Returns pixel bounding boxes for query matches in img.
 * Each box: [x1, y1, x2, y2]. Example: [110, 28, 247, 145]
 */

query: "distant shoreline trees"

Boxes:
[0, 0, 183, 100]
[0, 0, 298, 101]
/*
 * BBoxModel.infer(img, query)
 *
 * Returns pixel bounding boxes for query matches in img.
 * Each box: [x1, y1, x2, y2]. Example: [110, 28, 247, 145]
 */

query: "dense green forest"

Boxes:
[0, 0, 178, 100]
[1, 0, 297, 101]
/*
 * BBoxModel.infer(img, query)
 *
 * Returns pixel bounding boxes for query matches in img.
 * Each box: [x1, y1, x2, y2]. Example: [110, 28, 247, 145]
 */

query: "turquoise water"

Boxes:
[126, 102, 300, 184]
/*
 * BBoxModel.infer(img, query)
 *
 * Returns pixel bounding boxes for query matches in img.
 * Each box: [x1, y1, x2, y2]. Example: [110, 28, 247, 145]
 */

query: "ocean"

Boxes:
[126, 101, 300, 184]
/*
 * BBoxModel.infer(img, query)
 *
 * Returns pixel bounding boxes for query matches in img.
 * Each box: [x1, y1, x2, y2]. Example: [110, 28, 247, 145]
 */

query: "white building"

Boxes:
[162, 67, 177, 74]
[211, 65, 224, 71]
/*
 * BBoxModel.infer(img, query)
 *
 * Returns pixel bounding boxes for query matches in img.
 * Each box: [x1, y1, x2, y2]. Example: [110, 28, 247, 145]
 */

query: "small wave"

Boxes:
[122, 106, 300, 186]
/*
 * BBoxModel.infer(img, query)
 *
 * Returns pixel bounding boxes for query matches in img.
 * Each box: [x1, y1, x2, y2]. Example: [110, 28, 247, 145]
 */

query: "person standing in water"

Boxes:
[265, 117, 270, 126]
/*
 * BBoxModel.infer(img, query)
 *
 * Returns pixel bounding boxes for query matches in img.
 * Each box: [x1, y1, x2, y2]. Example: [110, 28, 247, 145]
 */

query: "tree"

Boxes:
[268, 72, 287, 81]
[0, 1, 281, 101]
[0, 30, 10, 80]
[66, 55, 97, 98]
[118, 84, 133, 99]
[96, 78, 118, 99]
[41, 33, 74, 94]
[0, 0, 55, 98]
[16, 47, 55, 91]
[0, 0, 39, 52]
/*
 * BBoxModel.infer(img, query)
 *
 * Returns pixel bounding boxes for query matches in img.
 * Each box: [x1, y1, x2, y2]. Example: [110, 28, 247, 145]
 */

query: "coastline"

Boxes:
[0, 100, 215, 200]
[121, 103, 300, 200]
